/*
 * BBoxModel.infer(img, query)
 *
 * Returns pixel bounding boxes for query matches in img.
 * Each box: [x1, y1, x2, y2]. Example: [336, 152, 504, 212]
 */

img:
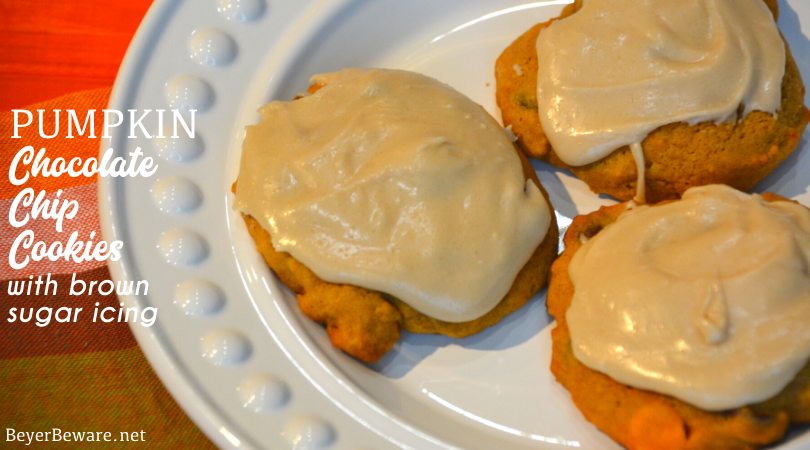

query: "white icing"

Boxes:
[567, 185, 810, 410]
[536, 0, 785, 167]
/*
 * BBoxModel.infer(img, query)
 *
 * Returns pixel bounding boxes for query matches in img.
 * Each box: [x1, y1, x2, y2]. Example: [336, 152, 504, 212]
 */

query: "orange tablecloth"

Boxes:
[1, 1, 217, 448]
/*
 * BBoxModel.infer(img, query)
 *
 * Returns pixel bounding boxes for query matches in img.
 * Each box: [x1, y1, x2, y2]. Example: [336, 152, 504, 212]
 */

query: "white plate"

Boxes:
[100, 0, 810, 449]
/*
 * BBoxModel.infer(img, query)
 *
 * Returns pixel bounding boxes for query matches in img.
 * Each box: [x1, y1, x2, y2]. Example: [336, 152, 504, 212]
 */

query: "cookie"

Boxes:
[495, 0, 810, 203]
[236, 80, 559, 363]
[547, 194, 810, 450]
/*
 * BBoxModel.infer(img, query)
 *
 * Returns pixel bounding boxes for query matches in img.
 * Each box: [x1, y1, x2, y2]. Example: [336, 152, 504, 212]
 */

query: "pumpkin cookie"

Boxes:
[548, 191, 810, 450]
[495, 0, 810, 203]
[236, 71, 559, 363]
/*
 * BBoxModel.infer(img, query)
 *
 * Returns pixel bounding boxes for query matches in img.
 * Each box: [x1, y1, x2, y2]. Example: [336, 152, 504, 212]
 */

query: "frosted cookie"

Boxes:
[234, 69, 559, 362]
[495, 0, 810, 203]
[548, 185, 810, 449]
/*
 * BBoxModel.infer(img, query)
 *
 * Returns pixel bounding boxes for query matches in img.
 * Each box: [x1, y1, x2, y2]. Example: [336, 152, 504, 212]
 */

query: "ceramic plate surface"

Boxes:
[99, 0, 810, 449]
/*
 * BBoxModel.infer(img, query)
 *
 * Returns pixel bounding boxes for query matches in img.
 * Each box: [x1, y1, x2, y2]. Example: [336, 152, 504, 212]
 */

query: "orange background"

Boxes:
[0, 0, 154, 110]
